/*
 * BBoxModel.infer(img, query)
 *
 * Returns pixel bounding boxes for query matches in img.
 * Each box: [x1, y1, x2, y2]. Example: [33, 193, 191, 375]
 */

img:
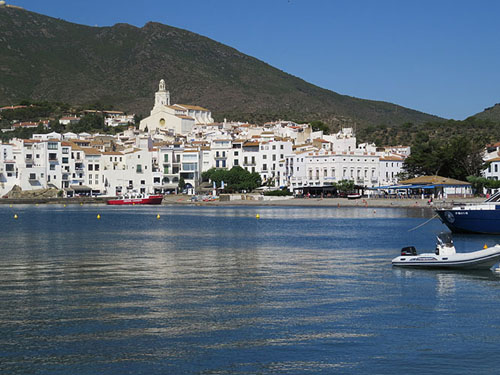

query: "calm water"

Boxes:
[1, 204, 500, 375]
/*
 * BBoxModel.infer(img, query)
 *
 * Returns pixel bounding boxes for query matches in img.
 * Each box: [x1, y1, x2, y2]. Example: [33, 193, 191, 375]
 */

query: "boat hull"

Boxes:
[392, 248, 500, 270]
[107, 195, 163, 205]
[436, 209, 500, 234]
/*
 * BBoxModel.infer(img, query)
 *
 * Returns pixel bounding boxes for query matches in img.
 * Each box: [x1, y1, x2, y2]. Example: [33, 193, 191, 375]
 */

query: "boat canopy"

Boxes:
[485, 191, 500, 203]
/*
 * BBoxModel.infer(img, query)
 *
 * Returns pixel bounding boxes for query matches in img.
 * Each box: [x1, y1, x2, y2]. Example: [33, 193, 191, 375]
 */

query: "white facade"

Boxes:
[139, 80, 213, 135]
[379, 156, 405, 186]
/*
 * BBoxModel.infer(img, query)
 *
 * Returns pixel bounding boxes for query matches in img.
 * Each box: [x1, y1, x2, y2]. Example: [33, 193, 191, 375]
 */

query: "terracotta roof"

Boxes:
[0, 105, 28, 110]
[175, 115, 195, 120]
[243, 141, 260, 147]
[176, 104, 209, 111]
[103, 151, 123, 155]
[380, 156, 404, 161]
[400, 175, 470, 186]
[81, 147, 102, 156]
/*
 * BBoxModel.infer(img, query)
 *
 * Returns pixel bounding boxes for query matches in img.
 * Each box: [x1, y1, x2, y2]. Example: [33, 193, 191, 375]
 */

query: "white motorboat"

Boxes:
[392, 232, 500, 270]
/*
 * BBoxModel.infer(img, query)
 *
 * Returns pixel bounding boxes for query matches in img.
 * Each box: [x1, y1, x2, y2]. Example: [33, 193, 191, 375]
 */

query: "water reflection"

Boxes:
[0, 205, 499, 374]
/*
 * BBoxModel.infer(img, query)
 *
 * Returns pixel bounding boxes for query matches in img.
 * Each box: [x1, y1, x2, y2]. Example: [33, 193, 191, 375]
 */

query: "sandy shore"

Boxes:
[161, 195, 484, 208]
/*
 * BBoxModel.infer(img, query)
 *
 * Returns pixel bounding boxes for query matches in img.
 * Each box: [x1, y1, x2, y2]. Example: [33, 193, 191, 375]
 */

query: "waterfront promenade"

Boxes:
[0, 194, 484, 208]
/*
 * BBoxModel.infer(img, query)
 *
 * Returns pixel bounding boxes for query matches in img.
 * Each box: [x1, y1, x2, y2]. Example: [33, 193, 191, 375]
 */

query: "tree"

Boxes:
[69, 113, 104, 133]
[403, 135, 485, 181]
[178, 176, 186, 191]
[310, 120, 330, 135]
[335, 180, 355, 194]
[202, 166, 261, 192]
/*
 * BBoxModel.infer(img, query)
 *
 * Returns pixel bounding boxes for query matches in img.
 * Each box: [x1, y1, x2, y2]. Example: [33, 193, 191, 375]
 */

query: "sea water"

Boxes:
[0, 205, 499, 374]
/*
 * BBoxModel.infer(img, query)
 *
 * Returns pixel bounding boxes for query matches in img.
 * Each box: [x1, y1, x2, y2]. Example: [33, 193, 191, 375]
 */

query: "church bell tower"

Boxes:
[154, 79, 170, 108]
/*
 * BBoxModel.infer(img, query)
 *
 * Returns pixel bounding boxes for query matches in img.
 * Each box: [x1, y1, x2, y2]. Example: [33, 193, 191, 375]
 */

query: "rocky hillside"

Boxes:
[0, 6, 441, 126]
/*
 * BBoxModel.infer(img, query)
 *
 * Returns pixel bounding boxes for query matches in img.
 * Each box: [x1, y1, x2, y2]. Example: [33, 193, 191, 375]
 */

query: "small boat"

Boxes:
[392, 232, 500, 270]
[107, 193, 163, 205]
[436, 192, 500, 234]
[347, 193, 362, 200]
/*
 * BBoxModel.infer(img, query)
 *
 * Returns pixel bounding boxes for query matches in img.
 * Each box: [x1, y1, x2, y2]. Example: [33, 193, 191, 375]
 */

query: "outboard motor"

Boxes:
[401, 246, 417, 256]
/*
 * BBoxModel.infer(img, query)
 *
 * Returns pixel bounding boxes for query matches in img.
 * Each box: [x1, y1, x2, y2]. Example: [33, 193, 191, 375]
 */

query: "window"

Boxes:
[154, 177, 161, 183]
[234, 151, 239, 156]
[48, 142, 58, 150]
[280, 145, 284, 150]
[141, 180, 145, 185]
[263, 155, 267, 159]
[88, 164, 93, 171]
[263, 164, 267, 171]
[234, 160, 239, 166]
[164, 154, 169, 162]
[95, 164, 100, 171]
[50, 164, 55, 171]
[137, 164, 142, 173]
[62, 157, 69, 164]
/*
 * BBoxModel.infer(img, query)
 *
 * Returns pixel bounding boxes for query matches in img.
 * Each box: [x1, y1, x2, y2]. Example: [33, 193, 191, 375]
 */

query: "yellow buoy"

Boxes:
[97, 214, 101, 220]
[484, 244, 488, 249]
[14, 214, 18, 219]
[36, 203, 39, 207]
[256, 214, 260, 219]
[157, 214, 161, 220]
[63, 204, 66, 208]
[9, 204, 12, 208]
[80, 202, 83, 206]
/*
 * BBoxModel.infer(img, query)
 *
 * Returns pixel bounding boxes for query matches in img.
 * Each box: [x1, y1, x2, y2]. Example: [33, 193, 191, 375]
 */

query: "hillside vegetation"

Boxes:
[0, 6, 440, 127]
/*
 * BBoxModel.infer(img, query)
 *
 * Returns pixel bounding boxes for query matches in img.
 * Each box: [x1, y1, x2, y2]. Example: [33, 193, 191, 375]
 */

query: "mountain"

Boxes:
[471, 104, 500, 122]
[0, 6, 442, 126]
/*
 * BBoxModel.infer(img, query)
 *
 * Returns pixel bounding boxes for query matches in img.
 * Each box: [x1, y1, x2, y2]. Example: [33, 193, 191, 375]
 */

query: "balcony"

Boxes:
[243, 161, 256, 166]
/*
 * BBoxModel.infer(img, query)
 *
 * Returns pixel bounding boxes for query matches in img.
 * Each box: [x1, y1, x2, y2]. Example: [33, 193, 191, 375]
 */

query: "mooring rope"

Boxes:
[408, 214, 439, 232]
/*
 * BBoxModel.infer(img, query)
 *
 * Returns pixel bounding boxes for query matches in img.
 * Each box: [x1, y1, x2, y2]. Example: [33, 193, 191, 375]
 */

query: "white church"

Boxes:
[139, 79, 214, 135]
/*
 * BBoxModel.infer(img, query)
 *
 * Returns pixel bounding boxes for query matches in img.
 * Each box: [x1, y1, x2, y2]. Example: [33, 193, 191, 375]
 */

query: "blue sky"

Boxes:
[9, 0, 500, 120]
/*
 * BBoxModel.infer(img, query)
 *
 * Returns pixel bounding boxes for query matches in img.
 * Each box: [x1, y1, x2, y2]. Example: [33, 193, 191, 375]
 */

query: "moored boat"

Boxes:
[392, 232, 500, 270]
[436, 192, 500, 234]
[107, 193, 163, 205]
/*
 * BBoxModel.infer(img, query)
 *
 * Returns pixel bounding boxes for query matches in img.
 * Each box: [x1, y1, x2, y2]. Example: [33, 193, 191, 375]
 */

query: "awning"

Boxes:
[70, 185, 91, 192]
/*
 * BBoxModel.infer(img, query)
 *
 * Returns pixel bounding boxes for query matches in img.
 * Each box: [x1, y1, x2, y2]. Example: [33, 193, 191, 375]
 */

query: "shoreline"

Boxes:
[0, 195, 483, 208]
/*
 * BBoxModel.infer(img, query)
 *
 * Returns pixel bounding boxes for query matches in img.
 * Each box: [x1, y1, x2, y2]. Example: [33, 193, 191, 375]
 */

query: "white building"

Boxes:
[379, 155, 405, 186]
[139, 79, 213, 135]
